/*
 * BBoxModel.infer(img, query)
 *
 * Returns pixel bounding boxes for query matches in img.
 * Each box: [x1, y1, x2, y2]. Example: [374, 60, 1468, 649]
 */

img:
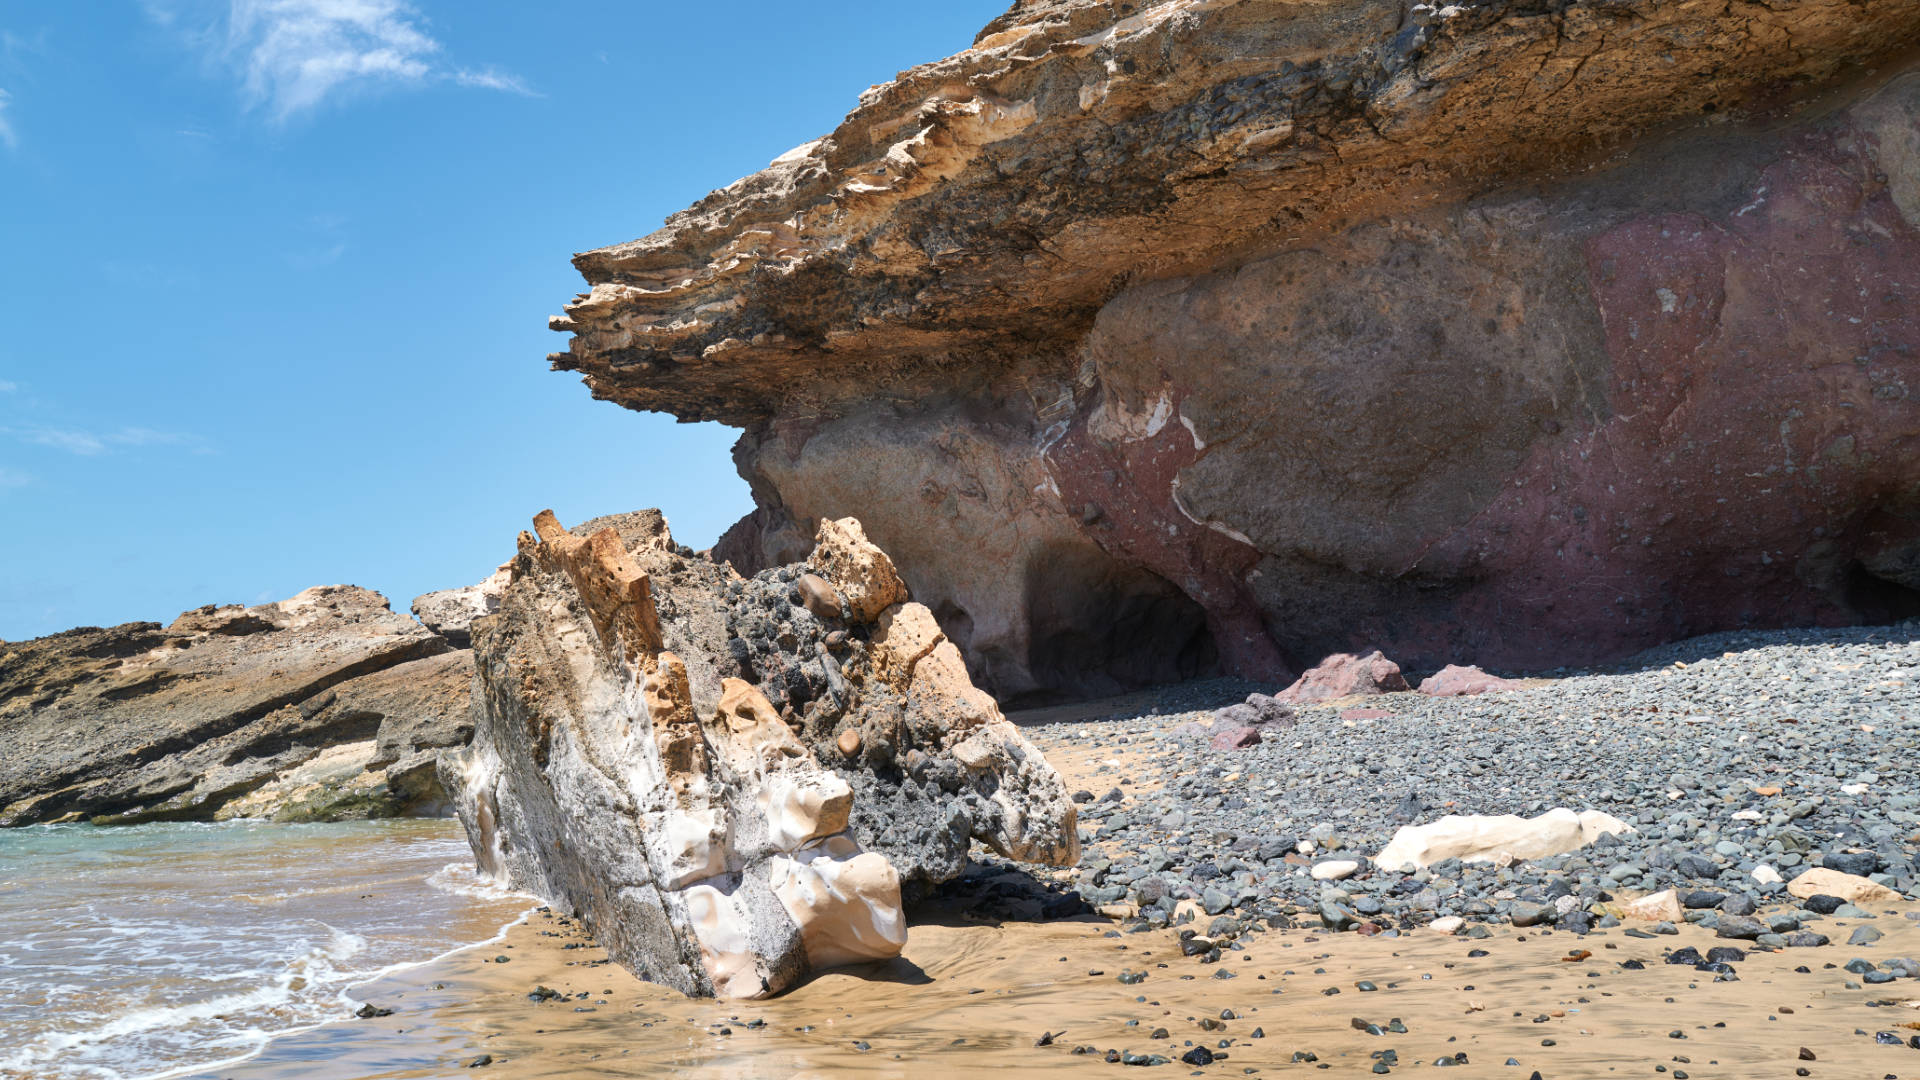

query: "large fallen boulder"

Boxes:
[0, 586, 472, 826]
[1375, 809, 1635, 872]
[440, 510, 1078, 998]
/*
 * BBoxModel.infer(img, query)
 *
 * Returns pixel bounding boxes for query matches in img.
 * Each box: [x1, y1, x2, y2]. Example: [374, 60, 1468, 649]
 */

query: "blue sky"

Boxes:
[0, 1, 1006, 639]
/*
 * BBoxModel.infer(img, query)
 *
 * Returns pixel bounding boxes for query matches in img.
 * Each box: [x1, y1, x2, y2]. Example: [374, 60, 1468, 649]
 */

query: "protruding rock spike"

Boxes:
[526, 512, 664, 666]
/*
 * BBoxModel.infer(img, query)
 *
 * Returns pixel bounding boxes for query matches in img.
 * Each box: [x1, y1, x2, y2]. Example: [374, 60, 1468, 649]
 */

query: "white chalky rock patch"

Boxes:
[758, 772, 854, 852]
[684, 883, 766, 999]
[1310, 859, 1361, 881]
[769, 836, 908, 970]
[1374, 809, 1635, 872]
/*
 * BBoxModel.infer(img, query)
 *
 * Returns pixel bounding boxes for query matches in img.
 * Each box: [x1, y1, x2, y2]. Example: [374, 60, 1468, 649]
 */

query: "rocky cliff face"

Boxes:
[440, 510, 1077, 997]
[553, 0, 1920, 701]
[0, 586, 474, 826]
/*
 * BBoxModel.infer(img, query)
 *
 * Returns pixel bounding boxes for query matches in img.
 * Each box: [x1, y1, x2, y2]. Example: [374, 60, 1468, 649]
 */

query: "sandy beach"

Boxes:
[201, 891, 1920, 1079]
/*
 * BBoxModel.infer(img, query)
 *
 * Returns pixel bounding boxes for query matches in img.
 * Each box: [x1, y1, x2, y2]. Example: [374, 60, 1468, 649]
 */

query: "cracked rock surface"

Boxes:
[440, 509, 1077, 998]
[551, 0, 1920, 702]
[0, 586, 472, 826]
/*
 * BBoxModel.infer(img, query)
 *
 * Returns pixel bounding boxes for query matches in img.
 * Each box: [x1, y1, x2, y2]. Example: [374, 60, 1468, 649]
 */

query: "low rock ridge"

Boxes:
[440, 509, 1078, 998]
[0, 586, 474, 826]
[548, 0, 1920, 703]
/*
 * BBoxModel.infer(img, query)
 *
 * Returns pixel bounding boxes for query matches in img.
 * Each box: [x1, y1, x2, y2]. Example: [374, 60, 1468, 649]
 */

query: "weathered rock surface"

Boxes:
[0, 587, 473, 825]
[1419, 665, 1527, 697]
[1787, 866, 1904, 904]
[1374, 809, 1635, 872]
[553, 0, 1920, 700]
[440, 510, 1077, 998]
[411, 566, 510, 649]
[1276, 650, 1409, 703]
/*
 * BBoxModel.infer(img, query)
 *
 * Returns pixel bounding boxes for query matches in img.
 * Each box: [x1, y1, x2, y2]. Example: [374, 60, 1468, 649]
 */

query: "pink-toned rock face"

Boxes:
[1419, 666, 1526, 698]
[1209, 726, 1263, 750]
[1276, 651, 1411, 703]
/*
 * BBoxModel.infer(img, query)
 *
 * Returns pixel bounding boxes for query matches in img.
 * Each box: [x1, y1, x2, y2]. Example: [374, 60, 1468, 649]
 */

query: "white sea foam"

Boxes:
[0, 820, 534, 1080]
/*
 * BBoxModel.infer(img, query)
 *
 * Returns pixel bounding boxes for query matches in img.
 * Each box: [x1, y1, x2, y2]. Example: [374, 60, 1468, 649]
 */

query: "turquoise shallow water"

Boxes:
[0, 819, 531, 1080]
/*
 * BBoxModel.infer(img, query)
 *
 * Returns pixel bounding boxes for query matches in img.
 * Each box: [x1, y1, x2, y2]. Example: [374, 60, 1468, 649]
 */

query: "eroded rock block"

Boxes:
[1374, 809, 1635, 872]
[441, 510, 1077, 998]
[1419, 665, 1526, 697]
[1276, 651, 1410, 703]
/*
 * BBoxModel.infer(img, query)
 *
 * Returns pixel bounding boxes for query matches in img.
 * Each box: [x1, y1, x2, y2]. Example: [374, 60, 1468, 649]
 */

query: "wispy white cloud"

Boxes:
[0, 88, 17, 151]
[0, 381, 16, 393]
[3, 425, 210, 457]
[452, 66, 537, 96]
[145, 0, 531, 121]
[0, 466, 29, 490]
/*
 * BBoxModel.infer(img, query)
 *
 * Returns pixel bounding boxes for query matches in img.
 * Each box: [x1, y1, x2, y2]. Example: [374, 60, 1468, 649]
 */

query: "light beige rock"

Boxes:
[1787, 867, 1903, 904]
[1374, 809, 1635, 872]
[1310, 859, 1361, 881]
[807, 517, 908, 622]
[1753, 864, 1783, 886]
[872, 602, 999, 728]
[1617, 889, 1685, 922]
[1429, 915, 1464, 934]
[768, 836, 907, 970]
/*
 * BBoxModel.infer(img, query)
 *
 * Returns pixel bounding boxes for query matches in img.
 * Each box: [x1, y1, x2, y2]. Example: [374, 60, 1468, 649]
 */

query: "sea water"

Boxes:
[0, 819, 531, 1080]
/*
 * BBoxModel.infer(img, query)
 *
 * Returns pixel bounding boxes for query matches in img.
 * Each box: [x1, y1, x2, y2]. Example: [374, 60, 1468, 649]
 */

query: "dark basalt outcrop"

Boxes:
[551, 0, 1920, 701]
[440, 510, 1077, 997]
[0, 586, 474, 825]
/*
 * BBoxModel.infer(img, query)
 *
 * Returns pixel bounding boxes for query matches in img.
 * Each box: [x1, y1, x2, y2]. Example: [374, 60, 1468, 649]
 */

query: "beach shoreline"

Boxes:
[201, 889, 1920, 1079]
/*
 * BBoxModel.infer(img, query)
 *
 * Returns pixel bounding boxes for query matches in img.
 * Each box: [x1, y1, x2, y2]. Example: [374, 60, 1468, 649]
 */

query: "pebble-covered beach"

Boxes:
[1049, 621, 1919, 940]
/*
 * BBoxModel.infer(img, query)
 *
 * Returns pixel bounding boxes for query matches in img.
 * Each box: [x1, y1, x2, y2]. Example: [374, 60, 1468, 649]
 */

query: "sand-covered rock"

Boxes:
[0, 587, 471, 826]
[1375, 809, 1635, 872]
[440, 510, 1077, 998]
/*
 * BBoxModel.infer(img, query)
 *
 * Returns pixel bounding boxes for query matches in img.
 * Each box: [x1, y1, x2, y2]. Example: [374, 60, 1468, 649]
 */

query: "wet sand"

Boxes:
[197, 892, 1920, 1079]
[199, 710, 1920, 1079]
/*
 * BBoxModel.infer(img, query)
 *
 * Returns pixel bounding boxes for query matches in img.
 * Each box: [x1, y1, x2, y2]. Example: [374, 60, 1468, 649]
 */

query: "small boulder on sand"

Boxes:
[1618, 889, 1685, 922]
[1787, 867, 1902, 905]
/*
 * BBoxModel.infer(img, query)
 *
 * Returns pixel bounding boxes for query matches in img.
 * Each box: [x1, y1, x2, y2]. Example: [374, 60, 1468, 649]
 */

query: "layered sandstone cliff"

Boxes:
[440, 510, 1078, 997]
[0, 587, 474, 825]
[552, 0, 1920, 701]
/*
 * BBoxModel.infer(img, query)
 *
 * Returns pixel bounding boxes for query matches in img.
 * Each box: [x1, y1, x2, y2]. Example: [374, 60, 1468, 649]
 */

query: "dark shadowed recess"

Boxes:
[1008, 541, 1218, 707]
